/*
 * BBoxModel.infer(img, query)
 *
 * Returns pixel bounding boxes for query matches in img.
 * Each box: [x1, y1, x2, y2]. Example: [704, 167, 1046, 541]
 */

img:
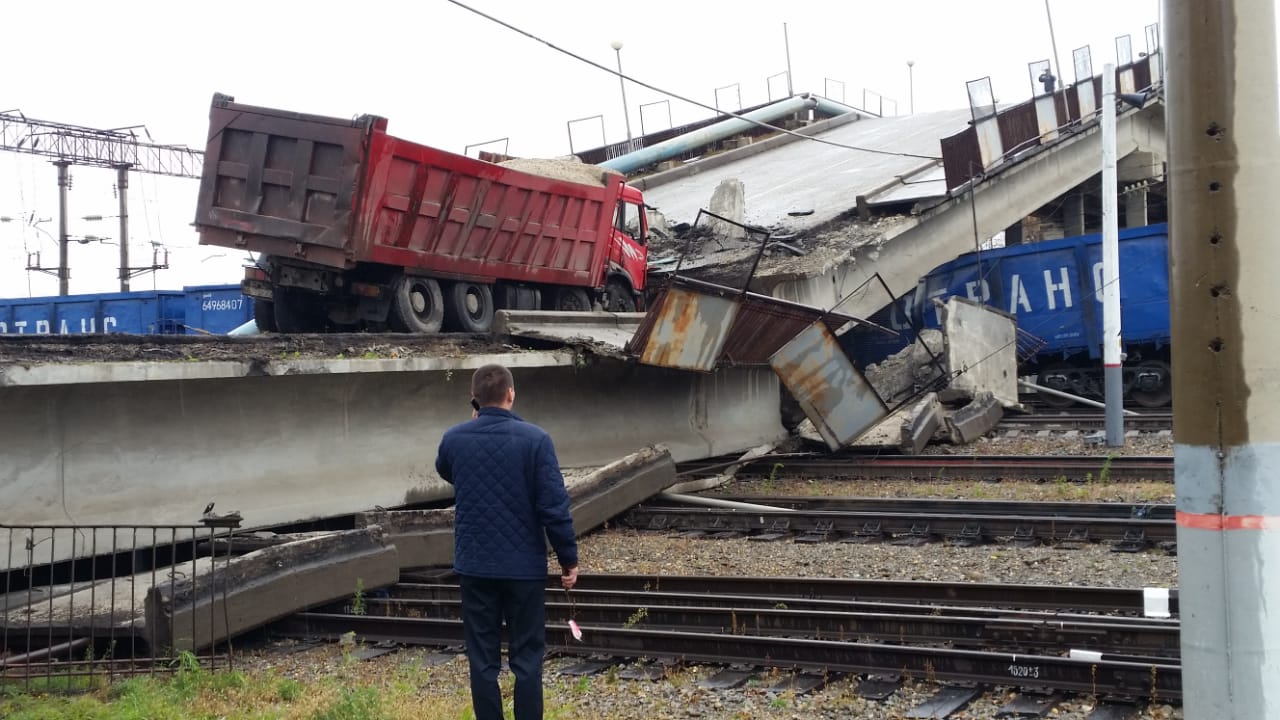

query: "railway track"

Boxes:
[272, 574, 1182, 701]
[997, 411, 1173, 433]
[678, 454, 1174, 482]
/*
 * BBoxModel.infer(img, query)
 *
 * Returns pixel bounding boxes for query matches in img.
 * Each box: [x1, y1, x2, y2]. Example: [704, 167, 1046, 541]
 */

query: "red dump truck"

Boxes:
[193, 94, 648, 333]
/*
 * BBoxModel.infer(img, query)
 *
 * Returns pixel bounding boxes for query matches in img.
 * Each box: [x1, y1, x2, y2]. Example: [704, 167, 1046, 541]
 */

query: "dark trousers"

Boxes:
[459, 575, 547, 720]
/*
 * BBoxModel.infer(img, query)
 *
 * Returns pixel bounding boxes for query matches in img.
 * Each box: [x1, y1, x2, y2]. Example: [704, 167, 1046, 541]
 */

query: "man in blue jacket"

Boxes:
[435, 363, 579, 720]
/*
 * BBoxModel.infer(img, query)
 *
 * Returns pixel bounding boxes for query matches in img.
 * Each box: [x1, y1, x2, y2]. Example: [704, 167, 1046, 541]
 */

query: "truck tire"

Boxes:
[273, 287, 325, 333]
[253, 299, 277, 333]
[390, 275, 445, 333]
[550, 287, 592, 312]
[445, 282, 495, 333]
[603, 280, 637, 312]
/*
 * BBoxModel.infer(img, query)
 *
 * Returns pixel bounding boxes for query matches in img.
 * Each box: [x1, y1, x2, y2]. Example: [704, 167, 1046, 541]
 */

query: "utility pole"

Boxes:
[1168, 1, 1280, 716]
[116, 164, 130, 292]
[55, 161, 70, 296]
[1100, 64, 1123, 447]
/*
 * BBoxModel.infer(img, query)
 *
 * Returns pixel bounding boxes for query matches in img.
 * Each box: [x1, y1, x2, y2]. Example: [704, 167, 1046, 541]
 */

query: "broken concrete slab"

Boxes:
[947, 391, 1005, 444]
[940, 298, 1020, 408]
[706, 179, 747, 240]
[357, 445, 678, 570]
[145, 527, 399, 653]
[902, 392, 944, 454]
[492, 310, 644, 353]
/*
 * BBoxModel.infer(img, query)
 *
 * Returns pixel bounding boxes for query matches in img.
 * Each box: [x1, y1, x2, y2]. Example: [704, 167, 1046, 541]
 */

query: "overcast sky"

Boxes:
[0, 0, 1159, 298]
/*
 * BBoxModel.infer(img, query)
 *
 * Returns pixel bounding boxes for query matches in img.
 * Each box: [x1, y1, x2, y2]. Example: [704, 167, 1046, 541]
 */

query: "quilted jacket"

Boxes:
[435, 407, 578, 579]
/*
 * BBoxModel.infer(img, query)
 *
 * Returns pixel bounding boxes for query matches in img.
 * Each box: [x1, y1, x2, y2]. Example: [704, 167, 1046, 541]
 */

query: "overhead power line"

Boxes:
[443, 0, 942, 161]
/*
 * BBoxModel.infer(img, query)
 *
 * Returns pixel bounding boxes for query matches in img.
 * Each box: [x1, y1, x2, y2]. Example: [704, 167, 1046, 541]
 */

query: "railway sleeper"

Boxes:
[795, 520, 836, 544]
[1111, 528, 1150, 554]
[843, 521, 886, 544]
[1012, 525, 1040, 547]
[889, 523, 936, 546]
[949, 522, 988, 548]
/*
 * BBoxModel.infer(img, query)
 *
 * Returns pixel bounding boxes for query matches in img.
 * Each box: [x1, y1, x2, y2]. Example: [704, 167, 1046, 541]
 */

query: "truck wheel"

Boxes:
[253, 299, 277, 333]
[551, 287, 592, 312]
[603, 280, 637, 312]
[390, 275, 444, 333]
[445, 282, 495, 333]
[273, 287, 325, 333]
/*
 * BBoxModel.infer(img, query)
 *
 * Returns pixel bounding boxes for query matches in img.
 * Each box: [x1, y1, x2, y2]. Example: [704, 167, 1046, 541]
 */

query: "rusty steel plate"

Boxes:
[770, 320, 888, 451]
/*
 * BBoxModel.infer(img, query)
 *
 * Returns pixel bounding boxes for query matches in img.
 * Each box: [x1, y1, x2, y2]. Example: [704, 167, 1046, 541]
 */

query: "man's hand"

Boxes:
[560, 565, 578, 590]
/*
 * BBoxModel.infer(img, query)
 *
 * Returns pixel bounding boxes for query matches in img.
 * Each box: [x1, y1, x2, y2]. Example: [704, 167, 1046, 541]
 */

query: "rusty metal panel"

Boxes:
[770, 320, 888, 451]
[941, 127, 981, 190]
[632, 285, 740, 371]
[997, 103, 1040, 157]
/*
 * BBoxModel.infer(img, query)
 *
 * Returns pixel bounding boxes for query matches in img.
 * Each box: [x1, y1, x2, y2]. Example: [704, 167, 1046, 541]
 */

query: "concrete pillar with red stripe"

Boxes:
[1167, 1, 1280, 715]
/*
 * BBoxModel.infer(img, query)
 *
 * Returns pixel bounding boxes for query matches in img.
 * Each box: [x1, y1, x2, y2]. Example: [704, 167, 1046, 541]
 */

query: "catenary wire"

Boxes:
[443, 0, 941, 161]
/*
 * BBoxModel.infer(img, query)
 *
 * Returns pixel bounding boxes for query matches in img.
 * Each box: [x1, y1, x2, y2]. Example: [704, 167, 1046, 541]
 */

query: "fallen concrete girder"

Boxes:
[356, 445, 678, 569]
[1, 350, 783, 570]
[145, 527, 399, 653]
[946, 391, 1005, 445]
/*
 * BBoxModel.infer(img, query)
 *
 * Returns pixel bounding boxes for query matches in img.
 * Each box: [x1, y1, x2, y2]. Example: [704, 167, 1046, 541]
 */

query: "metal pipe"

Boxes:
[600, 95, 821, 174]
[1018, 380, 1139, 416]
[1167, 1, 1280, 716]
[657, 492, 794, 514]
[227, 319, 259, 336]
[1100, 64, 1123, 447]
[783, 23, 794, 98]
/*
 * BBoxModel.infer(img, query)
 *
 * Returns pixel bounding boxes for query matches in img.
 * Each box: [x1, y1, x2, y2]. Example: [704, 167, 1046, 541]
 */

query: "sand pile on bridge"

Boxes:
[499, 157, 621, 188]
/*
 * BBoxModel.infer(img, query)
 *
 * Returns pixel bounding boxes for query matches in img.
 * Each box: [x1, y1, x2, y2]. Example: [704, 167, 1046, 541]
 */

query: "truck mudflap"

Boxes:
[194, 94, 381, 270]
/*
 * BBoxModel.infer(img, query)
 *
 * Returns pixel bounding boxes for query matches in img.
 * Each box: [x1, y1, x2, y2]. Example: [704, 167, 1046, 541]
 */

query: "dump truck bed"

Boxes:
[195, 95, 623, 290]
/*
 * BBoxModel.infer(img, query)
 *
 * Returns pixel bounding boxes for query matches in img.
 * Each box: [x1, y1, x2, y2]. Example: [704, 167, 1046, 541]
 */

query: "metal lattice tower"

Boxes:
[0, 110, 204, 294]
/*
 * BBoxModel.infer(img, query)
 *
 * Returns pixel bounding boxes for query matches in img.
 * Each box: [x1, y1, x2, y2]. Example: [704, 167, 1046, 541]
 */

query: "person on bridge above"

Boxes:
[435, 363, 579, 720]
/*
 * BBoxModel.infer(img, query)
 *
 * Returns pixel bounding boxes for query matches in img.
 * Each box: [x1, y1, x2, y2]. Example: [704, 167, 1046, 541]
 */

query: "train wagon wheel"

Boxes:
[1035, 362, 1082, 408]
[551, 287, 593, 312]
[389, 275, 445, 333]
[603, 280, 637, 312]
[1129, 360, 1173, 408]
[444, 282, 495, 333]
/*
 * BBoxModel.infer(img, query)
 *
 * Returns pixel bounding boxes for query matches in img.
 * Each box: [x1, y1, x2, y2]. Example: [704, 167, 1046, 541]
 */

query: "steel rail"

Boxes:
[391, 574, 1177, 616]
[338, 596, 1179, 656]
[684, 497, 1174, 520]
[677, 455, 1174, 482]
[622, 506, 1176, 545]
[273, 613, 1181, 699]
[998, 412, 1172, 431]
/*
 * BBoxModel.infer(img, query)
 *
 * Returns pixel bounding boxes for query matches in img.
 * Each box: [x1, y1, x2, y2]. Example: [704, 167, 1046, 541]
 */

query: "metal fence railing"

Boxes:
[2, 518, 240, 691]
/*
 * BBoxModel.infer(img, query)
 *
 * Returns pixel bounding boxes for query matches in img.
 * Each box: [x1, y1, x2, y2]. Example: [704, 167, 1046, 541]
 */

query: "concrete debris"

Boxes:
[145, 527, 400, 652]
[705, 179, 747, 240]
[493, 310, 642, 355]
[946, 390, 1005, 445]
[863, 329, 947, 406]
[901, 392, 944, 453]
[498, 156, 621, 188]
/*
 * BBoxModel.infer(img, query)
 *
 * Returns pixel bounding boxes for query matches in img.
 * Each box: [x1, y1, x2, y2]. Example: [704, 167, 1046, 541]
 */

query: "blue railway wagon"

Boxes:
[0, 291, 186, 335]
[182, 285, 255, 334]
[844, 223, 1172, 407]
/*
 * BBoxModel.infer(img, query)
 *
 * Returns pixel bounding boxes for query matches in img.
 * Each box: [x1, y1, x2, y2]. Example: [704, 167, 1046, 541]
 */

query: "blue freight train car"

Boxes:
[844, 223, 1172, 407]
[0, 290, 186, 335]
[0, 285, 254, 336]
[182, 285, 255, 334]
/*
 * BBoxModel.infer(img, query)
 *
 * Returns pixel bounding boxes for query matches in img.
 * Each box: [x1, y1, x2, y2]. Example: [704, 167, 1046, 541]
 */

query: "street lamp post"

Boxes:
[907, 60, 916, 114]
[610, 40, 633, 143]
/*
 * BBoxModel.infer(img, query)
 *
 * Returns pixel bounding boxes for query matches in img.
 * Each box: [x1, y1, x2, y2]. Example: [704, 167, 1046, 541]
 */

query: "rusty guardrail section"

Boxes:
[1, 520, 239, 690]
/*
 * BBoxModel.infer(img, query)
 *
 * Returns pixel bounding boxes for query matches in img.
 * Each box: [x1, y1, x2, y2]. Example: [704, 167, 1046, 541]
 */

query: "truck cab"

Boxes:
[606, 184, 649, 312]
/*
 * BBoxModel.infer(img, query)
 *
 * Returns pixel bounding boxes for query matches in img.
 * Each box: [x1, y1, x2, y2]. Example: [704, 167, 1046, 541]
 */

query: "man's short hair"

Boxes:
[471, 364, 514, 406]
